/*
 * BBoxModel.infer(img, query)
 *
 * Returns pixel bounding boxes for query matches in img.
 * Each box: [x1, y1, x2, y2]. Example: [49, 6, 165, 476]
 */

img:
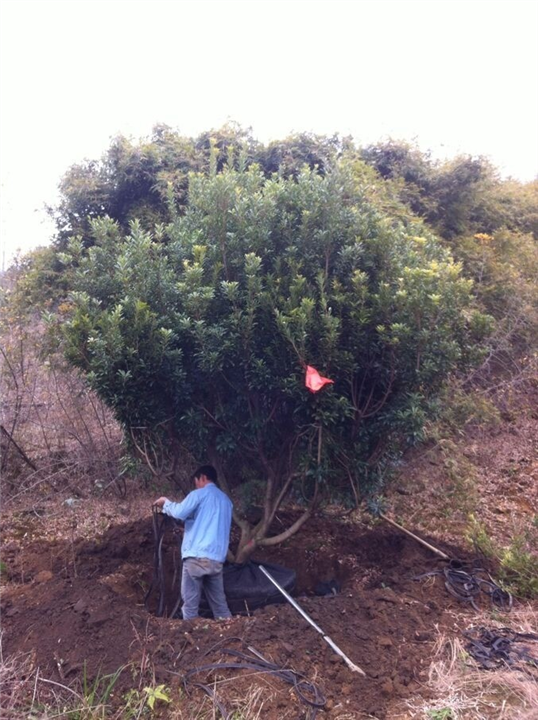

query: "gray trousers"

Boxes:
[181, 557, 231, 620]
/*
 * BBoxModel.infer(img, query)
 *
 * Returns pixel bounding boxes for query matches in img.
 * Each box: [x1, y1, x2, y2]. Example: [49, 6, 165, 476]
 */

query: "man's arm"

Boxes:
[153, 491, 200, 521]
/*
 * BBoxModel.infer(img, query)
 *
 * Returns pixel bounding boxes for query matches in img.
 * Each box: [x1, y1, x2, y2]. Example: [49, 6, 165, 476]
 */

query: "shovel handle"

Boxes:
[379, 512, 450, 560]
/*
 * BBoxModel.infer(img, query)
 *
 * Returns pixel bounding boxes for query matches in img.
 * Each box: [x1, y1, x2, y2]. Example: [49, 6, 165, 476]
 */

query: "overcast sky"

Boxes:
[1, 0, 537, 266]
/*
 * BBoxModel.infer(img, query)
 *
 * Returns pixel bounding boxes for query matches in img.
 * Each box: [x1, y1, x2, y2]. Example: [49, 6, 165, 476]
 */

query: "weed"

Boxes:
[500, 535, 538, 598]
[426, 387, 500, 441]
[406, 623, 538, 720]
[428, 709, 454, 720]
[122, 688, 148, 718]
[467, 515, 538, 598]
[82, 662, 125, 712]
[143, 684, 171, 711]
[436, 439, 478, 516]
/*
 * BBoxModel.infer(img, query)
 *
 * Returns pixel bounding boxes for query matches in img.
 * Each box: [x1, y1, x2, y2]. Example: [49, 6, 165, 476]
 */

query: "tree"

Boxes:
[50, 126, 350, 253]
[360, 139, 437, 218]
[58, 157, 487, 562]
[50, 126, 202, 249]
[194, 122, 260, 174]
[429, 155, 500, 239]
[360, 140, 538, 241]
[256, 132, 346, 178]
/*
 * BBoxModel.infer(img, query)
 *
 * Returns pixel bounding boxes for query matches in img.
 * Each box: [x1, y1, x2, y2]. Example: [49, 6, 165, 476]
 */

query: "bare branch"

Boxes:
[0, 424, 37, 471]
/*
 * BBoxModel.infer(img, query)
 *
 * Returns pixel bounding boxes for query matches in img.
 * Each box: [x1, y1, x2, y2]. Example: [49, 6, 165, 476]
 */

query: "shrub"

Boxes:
[56, 160, 485, 560]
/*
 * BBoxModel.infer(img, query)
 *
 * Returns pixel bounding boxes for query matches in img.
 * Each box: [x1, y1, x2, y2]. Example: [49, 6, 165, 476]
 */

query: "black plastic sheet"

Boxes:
[199, 560, 296, 615]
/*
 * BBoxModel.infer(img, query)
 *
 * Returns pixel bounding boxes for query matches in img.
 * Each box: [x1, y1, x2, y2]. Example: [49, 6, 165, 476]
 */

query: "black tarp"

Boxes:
[199, 560, 296, 616]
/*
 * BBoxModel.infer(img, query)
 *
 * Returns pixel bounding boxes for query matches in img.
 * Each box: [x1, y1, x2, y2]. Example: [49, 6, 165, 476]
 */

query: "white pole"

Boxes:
[259, 565, 366, 676]
[379, 512, 450, 560]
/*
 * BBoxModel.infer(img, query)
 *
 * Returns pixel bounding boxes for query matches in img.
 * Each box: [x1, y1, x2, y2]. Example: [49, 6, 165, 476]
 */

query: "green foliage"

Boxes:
[427, 709, 455, 720]
[360, 139, 538, 241]
[51, 125, 348, 254]
[2, 246, 69, 313]
[430, 155, 499, 240]
[121, 684, 174, 717]
[47, 128, 385, 256]
[121, 689, 148, 718]
[491, 179, 538, 239]
[467, 516, 538, 598]
[51, 126, 203, 249]
[257, 131, 346, 178]
[450, 230, 538, 345]
[143, 684, 171, 711]
[360, 139, 538, 381]
[426, 387, 501, 439]
[57, 663, 127, 719]
[10, 124, 536, 556]
[82, 664, 124, 708]
[59, 160, 480, 509]
[437, 439, 478, 517]
[360, 139, 437, 219]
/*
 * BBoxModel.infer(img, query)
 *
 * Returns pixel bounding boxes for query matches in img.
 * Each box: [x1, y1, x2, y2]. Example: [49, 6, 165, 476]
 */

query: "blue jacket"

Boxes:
[163, 483, 233, 563]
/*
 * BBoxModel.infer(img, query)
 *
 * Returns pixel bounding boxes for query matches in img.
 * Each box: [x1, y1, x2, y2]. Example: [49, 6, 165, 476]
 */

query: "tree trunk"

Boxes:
[232, 500, 318, 563]
[207, 441, 320, 565]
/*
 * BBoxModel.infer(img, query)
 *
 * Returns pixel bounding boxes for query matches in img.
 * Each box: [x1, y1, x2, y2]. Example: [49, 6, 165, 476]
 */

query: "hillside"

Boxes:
[1, 130, 536, 719]
[1, 377, 536, 719]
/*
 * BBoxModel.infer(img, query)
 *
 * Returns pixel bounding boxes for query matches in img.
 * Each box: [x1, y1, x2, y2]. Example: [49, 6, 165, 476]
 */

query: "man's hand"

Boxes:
[153, 496, 168, 508]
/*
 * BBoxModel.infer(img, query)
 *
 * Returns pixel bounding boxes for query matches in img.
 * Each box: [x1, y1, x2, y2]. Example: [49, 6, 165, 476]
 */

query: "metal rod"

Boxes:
[259, 565, 366, 676]
[379, 512, 450, 560]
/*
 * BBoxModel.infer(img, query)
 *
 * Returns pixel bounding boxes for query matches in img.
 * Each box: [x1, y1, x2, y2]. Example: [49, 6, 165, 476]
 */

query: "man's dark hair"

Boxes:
[193, 465, 217, 484]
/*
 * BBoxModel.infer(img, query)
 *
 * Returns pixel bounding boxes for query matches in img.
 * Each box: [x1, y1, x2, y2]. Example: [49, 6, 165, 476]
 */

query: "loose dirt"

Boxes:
[1, 502, 480, 719]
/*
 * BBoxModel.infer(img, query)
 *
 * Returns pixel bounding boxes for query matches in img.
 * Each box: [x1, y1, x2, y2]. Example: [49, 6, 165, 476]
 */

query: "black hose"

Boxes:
[144, 507, 171, 617]
[464, 626, 538, 670]
[181, 637, 326, 719]
[414, 561, 512, 611]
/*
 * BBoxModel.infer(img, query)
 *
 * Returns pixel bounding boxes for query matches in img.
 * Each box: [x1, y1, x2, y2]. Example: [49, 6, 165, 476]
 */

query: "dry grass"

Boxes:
[0, 640, 84, 719]
[0, 634, 284, 720]
[0, 642, 36, 718]
[166, 684, 273, 720]
[401, 605, 538, 720]
[387, 361, 538, 556]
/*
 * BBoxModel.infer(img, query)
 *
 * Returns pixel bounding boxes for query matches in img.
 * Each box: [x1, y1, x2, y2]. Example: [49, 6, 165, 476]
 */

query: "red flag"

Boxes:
[305, 365, 334, 393]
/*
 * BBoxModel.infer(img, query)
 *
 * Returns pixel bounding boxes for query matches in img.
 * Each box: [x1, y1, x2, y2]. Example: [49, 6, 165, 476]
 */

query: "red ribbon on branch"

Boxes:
[305, 365, 334, 393]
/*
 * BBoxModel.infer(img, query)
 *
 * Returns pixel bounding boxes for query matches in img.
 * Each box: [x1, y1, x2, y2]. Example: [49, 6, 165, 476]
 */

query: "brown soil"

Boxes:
[2, 382, 536, 718]
[387, 382, 538, 550]
[1, 500, 480, 719]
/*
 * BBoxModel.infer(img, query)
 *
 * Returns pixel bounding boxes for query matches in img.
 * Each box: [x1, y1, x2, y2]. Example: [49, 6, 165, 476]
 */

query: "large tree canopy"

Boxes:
[360, 139, 538, 241]
[59, 158, 490, 561]
[49, 125, 347, 253]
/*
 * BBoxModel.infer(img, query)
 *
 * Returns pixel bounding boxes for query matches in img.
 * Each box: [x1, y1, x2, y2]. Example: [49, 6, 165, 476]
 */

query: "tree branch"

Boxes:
[258, 504, 316, 547]
[0, 424, 37, 471]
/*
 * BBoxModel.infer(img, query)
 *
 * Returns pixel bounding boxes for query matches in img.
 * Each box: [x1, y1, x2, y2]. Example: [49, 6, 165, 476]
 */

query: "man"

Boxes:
[153, 465, 233, 620]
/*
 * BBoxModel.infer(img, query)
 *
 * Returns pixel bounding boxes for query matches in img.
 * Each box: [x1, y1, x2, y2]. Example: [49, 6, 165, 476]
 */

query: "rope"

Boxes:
[181, 637, 326, 719]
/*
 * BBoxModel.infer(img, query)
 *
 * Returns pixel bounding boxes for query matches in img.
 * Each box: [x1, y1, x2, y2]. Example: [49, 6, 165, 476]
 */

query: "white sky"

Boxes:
[1, 0, 537, 266]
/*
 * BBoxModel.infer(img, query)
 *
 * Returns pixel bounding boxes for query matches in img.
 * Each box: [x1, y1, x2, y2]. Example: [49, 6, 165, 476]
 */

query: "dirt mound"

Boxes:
[1, 510, 472, 718]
